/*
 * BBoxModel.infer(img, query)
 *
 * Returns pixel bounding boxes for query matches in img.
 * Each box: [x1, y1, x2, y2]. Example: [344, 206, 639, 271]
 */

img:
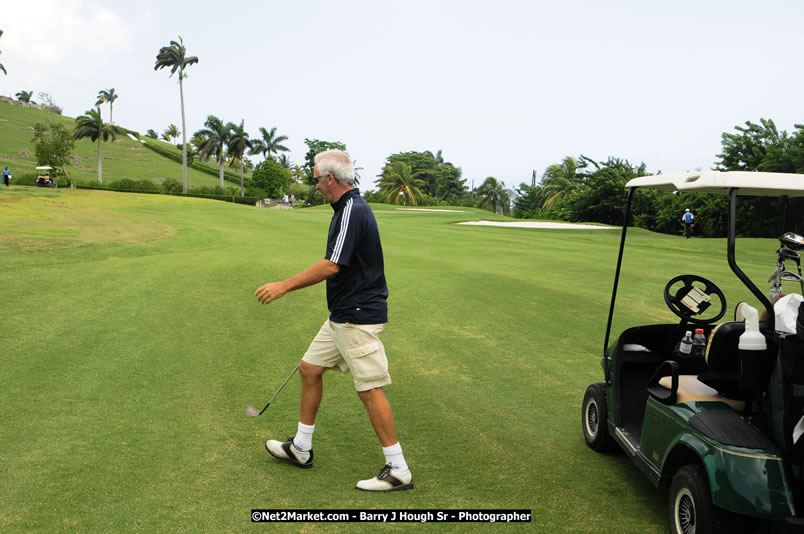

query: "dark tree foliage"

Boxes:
[513, 184, 546, 219]
[31, 121, 75, 179]
[561, 157, 646, 226]
[713, 118, 804, 236]
[376, 150, 467, 202]
[302, 138, 347, 185]
[250, 159, 289, 198]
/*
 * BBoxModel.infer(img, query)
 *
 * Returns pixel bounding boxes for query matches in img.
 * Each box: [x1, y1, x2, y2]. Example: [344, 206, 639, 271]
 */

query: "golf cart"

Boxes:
[35, 166, 56, 188]
[582, 171, 804, 533]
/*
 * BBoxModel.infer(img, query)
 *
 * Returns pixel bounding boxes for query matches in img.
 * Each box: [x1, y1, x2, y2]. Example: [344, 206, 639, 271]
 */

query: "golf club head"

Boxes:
[778, 247, 801, 262]
[781, 270, 804, 283]
[245, 405, 261, 417]
[780, 232, 804, 251]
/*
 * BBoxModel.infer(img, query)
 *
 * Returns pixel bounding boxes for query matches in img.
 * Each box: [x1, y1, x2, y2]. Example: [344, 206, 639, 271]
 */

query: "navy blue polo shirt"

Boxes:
[325, 188, 388, 324]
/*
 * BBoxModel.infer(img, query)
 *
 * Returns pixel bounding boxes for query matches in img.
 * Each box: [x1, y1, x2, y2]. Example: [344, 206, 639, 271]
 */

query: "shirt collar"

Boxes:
[331, 188, 360, 211]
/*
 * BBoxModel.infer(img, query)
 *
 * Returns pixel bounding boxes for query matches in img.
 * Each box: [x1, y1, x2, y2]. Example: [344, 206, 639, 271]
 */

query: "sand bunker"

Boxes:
[457, 221, 614, 230]
[397, 208, 467, 213]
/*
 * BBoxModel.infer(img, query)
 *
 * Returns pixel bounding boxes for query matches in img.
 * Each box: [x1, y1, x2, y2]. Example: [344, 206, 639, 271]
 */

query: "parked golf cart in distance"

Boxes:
[582, 171, 804, 533]
[35, 166, 56, 188]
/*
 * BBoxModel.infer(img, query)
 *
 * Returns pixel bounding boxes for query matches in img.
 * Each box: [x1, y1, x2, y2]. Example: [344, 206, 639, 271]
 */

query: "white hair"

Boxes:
[314, 149, 355, 186]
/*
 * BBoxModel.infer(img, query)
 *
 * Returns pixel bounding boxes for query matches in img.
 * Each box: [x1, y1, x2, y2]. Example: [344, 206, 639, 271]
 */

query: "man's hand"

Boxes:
[255, 259, 340, 305]
[255, 281, 288, 304]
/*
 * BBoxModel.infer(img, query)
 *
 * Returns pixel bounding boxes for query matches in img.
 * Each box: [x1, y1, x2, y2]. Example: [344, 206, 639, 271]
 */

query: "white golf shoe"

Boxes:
[355, 463, 413, 491]
[265, 437, 313, 468]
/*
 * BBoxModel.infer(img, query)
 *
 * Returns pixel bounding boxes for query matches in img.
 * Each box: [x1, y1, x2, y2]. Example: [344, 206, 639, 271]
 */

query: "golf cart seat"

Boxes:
[657, 376, 744, 411]
[653, 322, 759, 411]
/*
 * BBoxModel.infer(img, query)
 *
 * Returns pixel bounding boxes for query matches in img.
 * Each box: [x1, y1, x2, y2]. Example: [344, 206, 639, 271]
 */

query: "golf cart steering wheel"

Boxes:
[663, 274, 726, 325]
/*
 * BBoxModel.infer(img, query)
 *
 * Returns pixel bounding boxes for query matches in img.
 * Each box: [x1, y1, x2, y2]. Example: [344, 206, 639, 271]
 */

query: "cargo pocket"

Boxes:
[346, 342, 388, 382]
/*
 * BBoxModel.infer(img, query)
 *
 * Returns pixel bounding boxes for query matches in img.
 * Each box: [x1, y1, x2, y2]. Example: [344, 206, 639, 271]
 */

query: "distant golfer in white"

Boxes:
[682, 208, 694, 239]
[254, 149, 413, 491]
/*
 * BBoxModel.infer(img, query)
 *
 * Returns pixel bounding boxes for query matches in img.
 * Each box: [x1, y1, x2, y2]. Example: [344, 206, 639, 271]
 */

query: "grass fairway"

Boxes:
[0, 187, 782, 532]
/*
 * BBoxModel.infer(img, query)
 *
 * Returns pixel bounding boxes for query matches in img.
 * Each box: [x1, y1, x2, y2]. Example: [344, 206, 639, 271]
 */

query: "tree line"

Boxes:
[513, 118, 804, 238]
[17, 28, 804, 232]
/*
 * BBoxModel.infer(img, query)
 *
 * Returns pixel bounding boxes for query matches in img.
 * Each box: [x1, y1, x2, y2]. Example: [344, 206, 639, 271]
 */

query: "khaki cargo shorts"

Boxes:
[302, 320, 391, 392]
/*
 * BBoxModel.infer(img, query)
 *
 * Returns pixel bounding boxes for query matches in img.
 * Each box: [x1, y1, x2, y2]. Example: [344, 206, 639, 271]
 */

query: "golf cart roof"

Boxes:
[35, 166, 53, 170]
[626, 171, 804, 197]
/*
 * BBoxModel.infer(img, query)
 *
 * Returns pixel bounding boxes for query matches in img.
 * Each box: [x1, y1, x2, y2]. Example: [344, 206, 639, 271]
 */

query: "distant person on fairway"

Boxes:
[681, 208, 694, 239]
[254, 149, 413, 492]
[3, 166, 10, 187]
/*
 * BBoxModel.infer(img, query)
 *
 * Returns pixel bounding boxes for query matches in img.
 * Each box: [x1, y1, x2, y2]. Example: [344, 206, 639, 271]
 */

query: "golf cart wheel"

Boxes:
[669, 465, 725, 534]
[582, 383, 613, 452]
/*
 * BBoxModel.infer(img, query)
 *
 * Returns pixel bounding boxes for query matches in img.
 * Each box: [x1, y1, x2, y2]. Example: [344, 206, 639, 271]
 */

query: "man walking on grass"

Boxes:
[254, 149, 413, 492]
[681, 208, 694, 239]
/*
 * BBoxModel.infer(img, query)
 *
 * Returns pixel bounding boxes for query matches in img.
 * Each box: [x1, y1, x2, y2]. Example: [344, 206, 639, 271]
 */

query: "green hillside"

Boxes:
[0, 100, 251, 189]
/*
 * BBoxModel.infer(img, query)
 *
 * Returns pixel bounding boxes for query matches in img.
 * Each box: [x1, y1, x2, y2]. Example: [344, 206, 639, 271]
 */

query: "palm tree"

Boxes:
[378, 162, 425, 206]
[540, 156, 578, 209]
[97, 88, 119, 123]
[476, 177, 512, 215]
[252, 126, 289, 161]
[73, 108, 119, 185]
[227, 120, 251, 197]
[291, 165, 305, 185]
[195, 115, 231, 189]
[277, 154, 291, 169]
[15, 90, 34, 103]
[145, 129, 158, 139]
[163, 124, 180, 145]
[0, 28, 6, 75]
[154, 36, 199, 194]
[182, 142, 199, 189]
[352, 160, 363, 185]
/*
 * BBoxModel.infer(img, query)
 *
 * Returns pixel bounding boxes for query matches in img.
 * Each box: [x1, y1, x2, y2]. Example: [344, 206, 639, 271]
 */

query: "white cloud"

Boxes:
[4, 0, 133, 70]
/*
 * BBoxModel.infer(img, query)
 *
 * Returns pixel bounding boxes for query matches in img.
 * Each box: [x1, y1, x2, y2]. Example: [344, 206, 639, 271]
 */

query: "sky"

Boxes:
[2, 0, 804, 190]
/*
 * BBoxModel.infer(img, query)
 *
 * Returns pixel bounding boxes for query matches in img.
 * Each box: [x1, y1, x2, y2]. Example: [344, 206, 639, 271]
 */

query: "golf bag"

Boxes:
[766, 301, 804, 511]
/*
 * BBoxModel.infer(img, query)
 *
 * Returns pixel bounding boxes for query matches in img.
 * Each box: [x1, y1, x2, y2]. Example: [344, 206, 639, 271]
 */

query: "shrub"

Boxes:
[111, 178, 160, 192]
[161, 178, 183, 195]
[13, 173, 38, 186]
[250, 160, 289, 198]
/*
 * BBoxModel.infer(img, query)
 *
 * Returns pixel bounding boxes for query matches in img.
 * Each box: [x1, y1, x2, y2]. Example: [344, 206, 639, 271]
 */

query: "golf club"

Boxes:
[778, 244, 804, 294]
[245, 364, 300, 417]
[780, 232, 804, 251]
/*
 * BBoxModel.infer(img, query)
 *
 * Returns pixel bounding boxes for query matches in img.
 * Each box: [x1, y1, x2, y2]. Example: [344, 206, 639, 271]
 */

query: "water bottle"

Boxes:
[692, 328, 707, 358]
[678, 331, 693, 355]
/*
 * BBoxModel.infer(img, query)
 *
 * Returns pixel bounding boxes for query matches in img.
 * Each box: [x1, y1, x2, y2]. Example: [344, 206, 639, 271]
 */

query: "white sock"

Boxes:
[382, 442, 408, 472]
[293, 422, 315, 452]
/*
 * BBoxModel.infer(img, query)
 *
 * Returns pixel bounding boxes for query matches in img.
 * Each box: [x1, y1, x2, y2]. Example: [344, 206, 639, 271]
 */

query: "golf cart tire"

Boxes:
[582, 383, 614, 452]
[669, 464, 730, 534]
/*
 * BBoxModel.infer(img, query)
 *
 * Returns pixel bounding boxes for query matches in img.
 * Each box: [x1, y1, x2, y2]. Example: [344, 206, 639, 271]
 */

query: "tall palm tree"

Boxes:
[540, 156, 578, 209]
[248, 139, 266, 159]
[476, 177, 512, 215]
[0, 28, 6, 75]
[195, 115, 231, 189]
[154, 36, 198, 194]
[183, 142, 199, 189]
[73, 108, 119, 185]
[145, 129, 158, 139]
[352, 160, 363, 185]
[163, 124, 180, 145]
[379, 162, 425, 206]
[253, 126, 289, 161]
[226, 120, 251, 197]
[16, 90, 34, 103]
[96, 88, 119, 123]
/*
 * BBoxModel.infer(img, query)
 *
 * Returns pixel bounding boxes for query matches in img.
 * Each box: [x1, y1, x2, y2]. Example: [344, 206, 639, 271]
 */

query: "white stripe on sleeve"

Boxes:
[330, 198, 353, 264]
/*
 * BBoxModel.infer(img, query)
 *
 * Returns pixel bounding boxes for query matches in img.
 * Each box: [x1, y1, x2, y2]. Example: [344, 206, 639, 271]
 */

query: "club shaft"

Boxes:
[258, 364, 300, 414]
